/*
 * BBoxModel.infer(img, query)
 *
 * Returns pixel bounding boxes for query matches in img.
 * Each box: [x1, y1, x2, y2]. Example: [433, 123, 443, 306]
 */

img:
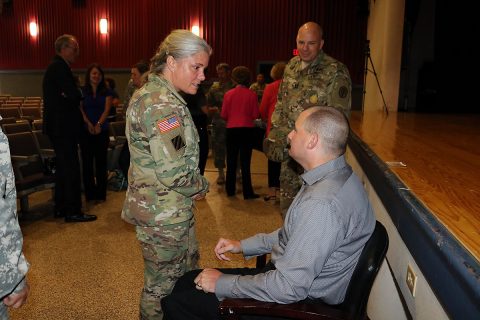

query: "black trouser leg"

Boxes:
[197, 126, 209, 175]
[52, 136, 82, 215]
[162, 264, 278, 320]
[225, 128, 240, 196]
[94, 131, 109, 200]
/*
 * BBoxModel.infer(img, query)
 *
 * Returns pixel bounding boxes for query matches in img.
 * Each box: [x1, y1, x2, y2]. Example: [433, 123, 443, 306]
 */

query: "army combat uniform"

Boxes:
[122, 74, 209, 320]
[0, 125, 29, 319]
[206, 80, 234, 171]
[249, 81, 266, 103]
[270, 50, 351, 218]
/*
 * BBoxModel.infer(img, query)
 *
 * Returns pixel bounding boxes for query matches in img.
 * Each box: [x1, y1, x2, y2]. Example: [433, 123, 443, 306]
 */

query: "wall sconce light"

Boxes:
[29, 22, 38, 37]
[99, 18, 108, 34]
[191, 25, 200, 36]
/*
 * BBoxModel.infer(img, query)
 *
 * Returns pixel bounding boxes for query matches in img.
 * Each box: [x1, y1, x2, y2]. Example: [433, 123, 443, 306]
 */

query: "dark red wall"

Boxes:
[0, 0, 367, 83]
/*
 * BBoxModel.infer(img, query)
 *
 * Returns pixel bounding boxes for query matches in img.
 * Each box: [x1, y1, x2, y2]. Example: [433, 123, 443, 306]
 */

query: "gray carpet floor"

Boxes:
[10, 151, 282, 320]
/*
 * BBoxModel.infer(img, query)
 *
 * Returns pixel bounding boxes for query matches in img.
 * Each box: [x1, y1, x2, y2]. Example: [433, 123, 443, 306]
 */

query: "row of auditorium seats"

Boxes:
[1, 119, 127, 214]
[0, 106, 42, 122]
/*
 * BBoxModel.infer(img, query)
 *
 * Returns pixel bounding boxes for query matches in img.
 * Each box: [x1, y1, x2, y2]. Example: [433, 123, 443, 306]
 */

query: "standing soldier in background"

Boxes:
[1, 124, 30, 319]
[206, 63, 234, 185]
[268, 21, 352, 218]
[249, 73, 266, 103]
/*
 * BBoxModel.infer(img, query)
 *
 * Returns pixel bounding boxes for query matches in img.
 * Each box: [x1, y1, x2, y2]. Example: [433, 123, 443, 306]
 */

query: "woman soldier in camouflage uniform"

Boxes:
[121, 30, 211, 319]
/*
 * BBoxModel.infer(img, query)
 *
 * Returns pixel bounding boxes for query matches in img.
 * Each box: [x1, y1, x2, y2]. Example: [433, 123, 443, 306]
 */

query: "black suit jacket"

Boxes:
[42, 55, 83, 139]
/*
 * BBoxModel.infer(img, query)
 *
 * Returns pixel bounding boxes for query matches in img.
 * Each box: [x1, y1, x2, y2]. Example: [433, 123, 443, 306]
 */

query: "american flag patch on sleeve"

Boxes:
[157, 116, 180, 133]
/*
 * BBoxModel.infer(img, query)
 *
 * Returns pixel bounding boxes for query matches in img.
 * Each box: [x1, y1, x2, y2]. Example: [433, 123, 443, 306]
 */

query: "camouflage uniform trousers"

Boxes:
[0, 303, 8, 320]
[136, 217, 199, 320]
[279, 158, 304, 219]
[211, 115, 226, 170]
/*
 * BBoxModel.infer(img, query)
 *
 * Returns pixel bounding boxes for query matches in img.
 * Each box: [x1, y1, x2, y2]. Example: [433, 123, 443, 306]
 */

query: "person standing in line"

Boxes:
[122, 60, 149, 113]
[121, 30, 210, 320]
[269, 22, 352, 218]
[79, 63, 112, 204]
[221, 66, 260, 200]
[206, 63, 234, 185]
[42, 34, 96, 222]
[249, 73, 266, 103]
[259, 62, 286, 201]
[0, 123, 30, 319]
[161, 106, 375, 320]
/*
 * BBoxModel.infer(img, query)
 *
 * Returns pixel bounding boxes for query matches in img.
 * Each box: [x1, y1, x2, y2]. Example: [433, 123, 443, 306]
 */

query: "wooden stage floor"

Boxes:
[349, 111, 480, 261]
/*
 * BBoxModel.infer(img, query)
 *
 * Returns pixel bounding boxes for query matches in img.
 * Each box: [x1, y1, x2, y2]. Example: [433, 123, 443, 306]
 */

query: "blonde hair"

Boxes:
[270, 62, 286, 80]
[150, 29, 212, 74]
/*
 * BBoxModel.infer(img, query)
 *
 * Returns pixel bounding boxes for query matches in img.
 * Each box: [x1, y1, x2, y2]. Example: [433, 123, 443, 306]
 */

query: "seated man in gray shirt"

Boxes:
[161, 106, 376, 320]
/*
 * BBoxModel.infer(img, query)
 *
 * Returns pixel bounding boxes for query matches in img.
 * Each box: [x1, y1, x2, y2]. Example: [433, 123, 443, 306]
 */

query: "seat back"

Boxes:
[2, 121, 31, 134]
[20, 106, 42, 120]
[339, 221, 389, 319]
[32, 119, 43, 130]
[0, 107, 22, 119]
[6, 131, 44, 177]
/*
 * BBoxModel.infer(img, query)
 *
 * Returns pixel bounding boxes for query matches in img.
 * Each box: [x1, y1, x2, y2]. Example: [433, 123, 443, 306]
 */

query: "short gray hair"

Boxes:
[216, 63, 230, 72]
[150, 29, 212, 74]
[303, 106, 350, 156]
[54, 34, 77, 53]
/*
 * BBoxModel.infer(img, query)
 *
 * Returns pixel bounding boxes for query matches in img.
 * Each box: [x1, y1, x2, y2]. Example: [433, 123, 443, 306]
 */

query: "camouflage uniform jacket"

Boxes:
[249, 82, 266, 103]
[270, 51, 351, 151]
[0, 126, 29, 298]
[206, 80, 234, 110]
[121, 74, 209, 227]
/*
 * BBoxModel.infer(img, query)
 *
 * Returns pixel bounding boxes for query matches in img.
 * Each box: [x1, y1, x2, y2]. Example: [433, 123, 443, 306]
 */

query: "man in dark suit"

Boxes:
[42, 34, 96, 223]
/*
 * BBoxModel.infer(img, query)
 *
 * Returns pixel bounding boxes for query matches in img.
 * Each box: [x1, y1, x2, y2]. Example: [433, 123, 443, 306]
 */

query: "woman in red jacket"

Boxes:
[221, 66, 260, 199]
[259, 62, 286, 201]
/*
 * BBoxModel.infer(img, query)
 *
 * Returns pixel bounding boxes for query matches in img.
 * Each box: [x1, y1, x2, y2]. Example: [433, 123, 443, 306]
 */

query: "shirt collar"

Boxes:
[148, 73, 187, 105]
[301, 154, 347, 186]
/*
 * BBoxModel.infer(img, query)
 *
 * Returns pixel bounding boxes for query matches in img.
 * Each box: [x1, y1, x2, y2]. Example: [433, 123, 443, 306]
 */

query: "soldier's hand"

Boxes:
[3, 282, 29, 309]
[214, 238, 242, 261]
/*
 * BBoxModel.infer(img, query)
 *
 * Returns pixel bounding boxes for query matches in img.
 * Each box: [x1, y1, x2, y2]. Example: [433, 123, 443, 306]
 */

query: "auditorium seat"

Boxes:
[2, 121, 31, 134]
[32, 119, 43, 130]
[0, 117, 17, 126]
[20, 106, 42, 121]
[6, 131, 55, 213]
[0, 107, 22, 119]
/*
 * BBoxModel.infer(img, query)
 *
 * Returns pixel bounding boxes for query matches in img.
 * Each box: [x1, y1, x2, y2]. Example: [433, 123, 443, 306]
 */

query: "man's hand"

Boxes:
[214, 238, 242, 261]
[3, 283, 29, 309]
[194, 268, 222, 293]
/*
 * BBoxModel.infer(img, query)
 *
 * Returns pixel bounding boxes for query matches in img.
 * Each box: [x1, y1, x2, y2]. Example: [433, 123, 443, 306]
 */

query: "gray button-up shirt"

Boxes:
[215, 155, 375, 304]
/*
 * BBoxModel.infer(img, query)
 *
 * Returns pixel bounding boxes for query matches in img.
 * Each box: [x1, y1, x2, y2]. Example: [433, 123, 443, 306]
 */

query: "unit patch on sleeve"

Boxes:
[171, 135, 186, 151]
[157, 116, 180, 133]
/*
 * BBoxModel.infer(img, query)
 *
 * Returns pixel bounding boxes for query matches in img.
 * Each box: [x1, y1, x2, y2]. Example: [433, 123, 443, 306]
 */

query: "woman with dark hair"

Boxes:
[79, 63, 112, 203]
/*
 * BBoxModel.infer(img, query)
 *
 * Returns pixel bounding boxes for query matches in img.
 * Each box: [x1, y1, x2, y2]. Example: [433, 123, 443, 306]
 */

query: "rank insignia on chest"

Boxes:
[157, 116, 180, 133]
